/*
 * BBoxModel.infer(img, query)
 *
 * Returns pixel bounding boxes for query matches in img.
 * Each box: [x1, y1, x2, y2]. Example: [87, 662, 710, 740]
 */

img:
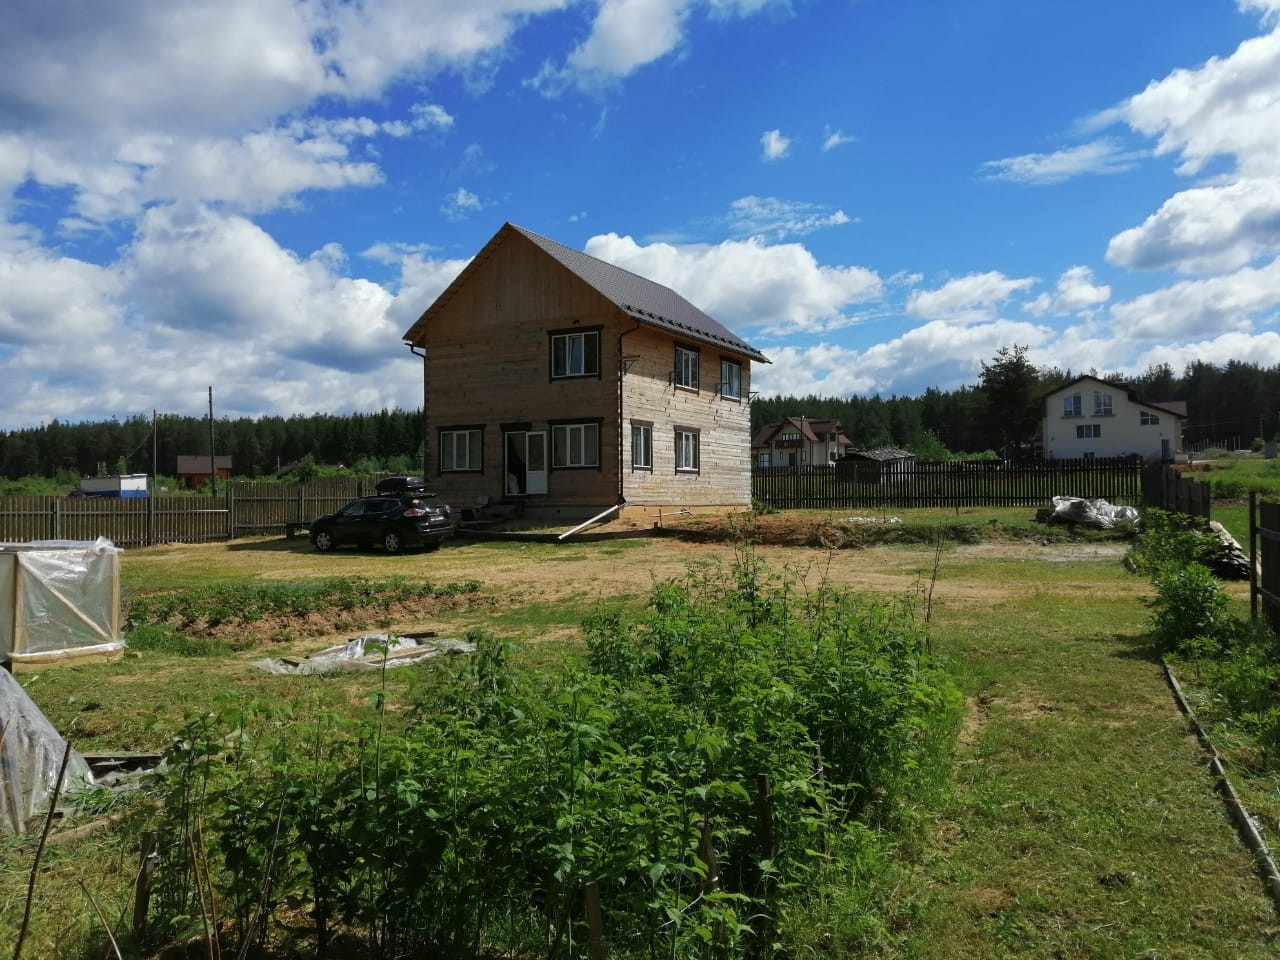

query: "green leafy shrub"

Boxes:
[144, 554, 959, 959]
[1127, 508, 1220, 575]
[1144, 562, 1231, 654]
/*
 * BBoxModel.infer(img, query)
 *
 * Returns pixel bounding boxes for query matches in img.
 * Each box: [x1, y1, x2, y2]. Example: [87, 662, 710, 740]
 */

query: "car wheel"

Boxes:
[312, 529, 335, 552]
[382, 530, 403, 554]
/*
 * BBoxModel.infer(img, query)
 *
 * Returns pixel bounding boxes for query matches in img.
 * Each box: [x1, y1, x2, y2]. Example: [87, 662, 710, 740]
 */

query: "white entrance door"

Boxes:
[525, 432, 547, 494]
[504, 431, 547, 496]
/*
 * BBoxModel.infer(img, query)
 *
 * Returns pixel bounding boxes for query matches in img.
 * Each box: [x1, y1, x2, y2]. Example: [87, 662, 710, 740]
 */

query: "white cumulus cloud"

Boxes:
[907, 272, 1038, 322]
[1107, 177, 1280, 275]
[585, 232, 882, 334]
[1025, 266, 1111, 317]
[760, 129, 791, 162]
[1109, 256, 1280, 339]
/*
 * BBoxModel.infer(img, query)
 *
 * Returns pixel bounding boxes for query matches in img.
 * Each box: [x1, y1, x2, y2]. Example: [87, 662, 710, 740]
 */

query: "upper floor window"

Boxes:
[719, 358, 742, 400]
[550, 329, 600, 378]
[1093, 391, 1113, 416]
[675, 344, 699, 391]
[1140, 410, 1159, 426]
[1063, 394, 1082, 417]
[440, 427, 482, 472]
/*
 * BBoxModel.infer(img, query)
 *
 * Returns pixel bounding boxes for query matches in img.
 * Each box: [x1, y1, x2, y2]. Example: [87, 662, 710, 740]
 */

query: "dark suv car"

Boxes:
[309, 488, 455, 554]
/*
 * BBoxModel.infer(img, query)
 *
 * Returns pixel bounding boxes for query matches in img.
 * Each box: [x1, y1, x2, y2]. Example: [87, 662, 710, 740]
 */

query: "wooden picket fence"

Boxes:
[751, 458, 1144, 510]
[0, 478, 388, 547]
[1141, 461, 1212, 519]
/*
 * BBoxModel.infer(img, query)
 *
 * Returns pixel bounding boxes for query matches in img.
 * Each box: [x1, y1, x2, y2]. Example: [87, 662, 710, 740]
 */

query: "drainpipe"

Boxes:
[559, 502, 622, 540]
[617, 320, 642, 507]
[409, 345, 427, 476]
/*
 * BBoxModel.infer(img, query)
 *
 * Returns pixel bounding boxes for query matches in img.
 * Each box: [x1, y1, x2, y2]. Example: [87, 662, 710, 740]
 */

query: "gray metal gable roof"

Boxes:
[507, 224, 768, 362]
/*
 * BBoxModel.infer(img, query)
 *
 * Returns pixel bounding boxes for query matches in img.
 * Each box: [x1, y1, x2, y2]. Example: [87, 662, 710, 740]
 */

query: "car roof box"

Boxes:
[375, 476, 427, 493]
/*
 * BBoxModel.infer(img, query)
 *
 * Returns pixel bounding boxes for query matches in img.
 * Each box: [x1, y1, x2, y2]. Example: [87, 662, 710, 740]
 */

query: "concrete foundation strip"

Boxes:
[1164, 663, 1280, 912]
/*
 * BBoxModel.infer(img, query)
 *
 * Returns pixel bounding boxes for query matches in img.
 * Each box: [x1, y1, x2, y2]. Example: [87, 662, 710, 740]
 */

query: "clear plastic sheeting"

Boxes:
[0, 537, 122, 668]
[0, 670, 94, 835]
[1050, 497, 1140, 529]
[252, 633, 475, 675]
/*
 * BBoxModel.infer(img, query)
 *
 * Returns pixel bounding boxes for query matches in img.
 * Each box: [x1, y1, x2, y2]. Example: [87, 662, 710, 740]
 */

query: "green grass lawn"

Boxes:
[904, 558, 1278, 959]
[4, 531, 1278, 958]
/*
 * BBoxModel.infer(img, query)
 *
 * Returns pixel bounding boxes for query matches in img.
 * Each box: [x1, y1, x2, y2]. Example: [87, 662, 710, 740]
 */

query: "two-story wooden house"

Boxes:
[402, 223, 769, 522]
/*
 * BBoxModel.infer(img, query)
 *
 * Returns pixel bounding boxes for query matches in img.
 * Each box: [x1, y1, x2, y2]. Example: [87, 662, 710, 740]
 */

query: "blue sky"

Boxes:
[2, 0, 1278, 431]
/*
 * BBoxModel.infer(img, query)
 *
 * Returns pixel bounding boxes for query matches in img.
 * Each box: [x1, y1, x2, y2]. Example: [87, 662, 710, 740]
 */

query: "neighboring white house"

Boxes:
[1041, 375, 1186, 462]
[751, 417, 850, 467]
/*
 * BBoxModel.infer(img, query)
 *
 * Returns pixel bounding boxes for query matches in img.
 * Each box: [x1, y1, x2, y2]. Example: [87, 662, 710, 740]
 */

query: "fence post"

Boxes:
[1251, 491, 1259, 623]
[146, 493, 155, 547]
[226, 484, 235, 540]
[51, 498, 61, 540]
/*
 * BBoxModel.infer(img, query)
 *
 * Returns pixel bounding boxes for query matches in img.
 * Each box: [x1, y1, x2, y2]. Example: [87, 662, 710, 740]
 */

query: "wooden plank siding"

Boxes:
[421, 233, 621, 514]
[619, 326, 753, 510]
[752, 459, 1144, 510]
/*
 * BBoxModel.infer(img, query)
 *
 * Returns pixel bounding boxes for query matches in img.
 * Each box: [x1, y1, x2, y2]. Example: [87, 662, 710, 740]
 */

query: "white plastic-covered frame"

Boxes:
[0, 537, 123, 669]
[0, 669, 93, 834]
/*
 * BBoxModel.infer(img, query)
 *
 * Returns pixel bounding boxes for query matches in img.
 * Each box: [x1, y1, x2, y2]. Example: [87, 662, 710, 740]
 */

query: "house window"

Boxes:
[1076, 424, 1101, 439]
[719, 358, 741, 400]
[550, 329, 600, 378]
[675, 345, 699, 391]
[1140, 410, 1159, 425]
[757, 452, 771, 467]
[1063, 394, 1082, 417]
[1093, 391, 1113, 416]
[440, 427, 482, 472]
[631, 421, 653, 470]
[552, 421, 599, 468]
[675, 426, 700, 472]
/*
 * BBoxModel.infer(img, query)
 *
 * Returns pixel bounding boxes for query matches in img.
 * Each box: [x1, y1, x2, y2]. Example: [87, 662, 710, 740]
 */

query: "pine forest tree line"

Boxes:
[2, 356, 1278, 483]
[0, 409, 425, 485]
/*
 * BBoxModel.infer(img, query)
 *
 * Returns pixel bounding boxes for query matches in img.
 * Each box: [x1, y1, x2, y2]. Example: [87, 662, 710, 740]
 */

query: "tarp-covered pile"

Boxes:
[253, 633, 475, 675]
[1050, 497, 1140, 529]
[0, 537, 123, 670]
[0, 670, 93, 835]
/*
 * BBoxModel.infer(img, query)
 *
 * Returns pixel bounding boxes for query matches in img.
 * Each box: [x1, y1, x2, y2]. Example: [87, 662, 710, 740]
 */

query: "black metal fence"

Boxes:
[751, 458, 1144, 510]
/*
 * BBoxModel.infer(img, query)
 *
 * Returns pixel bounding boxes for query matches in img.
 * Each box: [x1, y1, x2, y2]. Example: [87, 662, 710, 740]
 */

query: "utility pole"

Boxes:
[152, 408, 157, 494]
[208, 387, 217, 497]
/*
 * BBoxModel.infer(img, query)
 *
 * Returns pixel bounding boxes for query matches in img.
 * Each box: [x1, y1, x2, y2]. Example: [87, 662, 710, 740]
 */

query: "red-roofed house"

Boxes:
[752, 417, 851, 468]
